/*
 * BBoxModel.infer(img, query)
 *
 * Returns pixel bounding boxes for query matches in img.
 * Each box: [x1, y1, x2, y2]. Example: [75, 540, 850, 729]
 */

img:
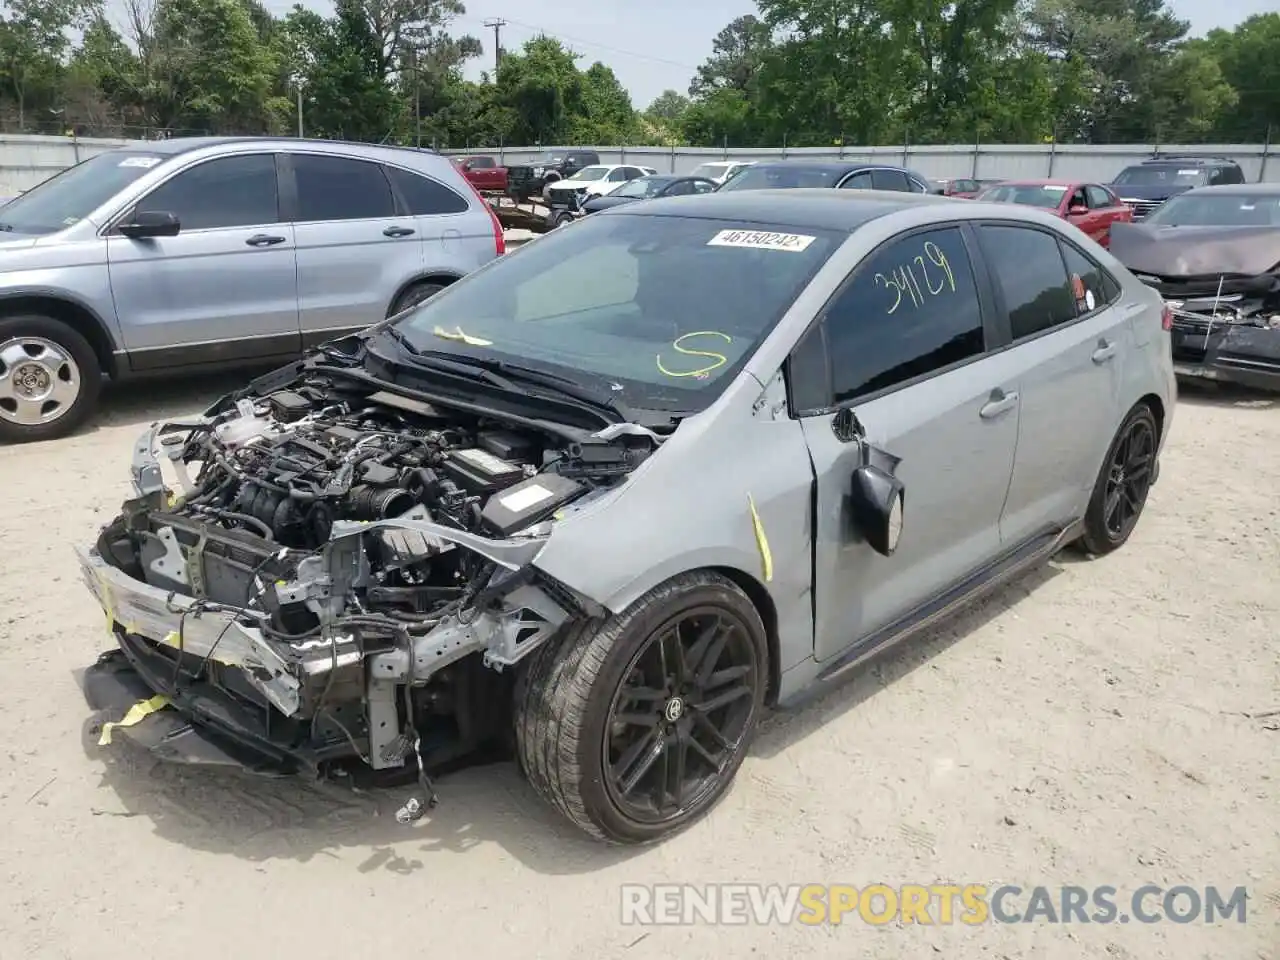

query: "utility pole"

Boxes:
[295, 82, 304, 138]
[483, 18, 506, 75]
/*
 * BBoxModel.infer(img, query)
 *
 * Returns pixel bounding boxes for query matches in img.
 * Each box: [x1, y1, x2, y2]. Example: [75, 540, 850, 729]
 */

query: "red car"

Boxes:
[451, 155, 508, 193]
[974, 179, 1133, 247]
[932, 177, 984, 198]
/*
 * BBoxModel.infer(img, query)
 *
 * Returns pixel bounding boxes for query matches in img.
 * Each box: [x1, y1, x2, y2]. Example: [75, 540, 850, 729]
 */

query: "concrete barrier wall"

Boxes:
[446, 142, 1279, 183]
[1, 134, 1273, 195]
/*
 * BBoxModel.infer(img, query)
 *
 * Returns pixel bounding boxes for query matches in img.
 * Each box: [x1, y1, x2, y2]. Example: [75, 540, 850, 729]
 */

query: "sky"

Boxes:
[115, 0, 1277, 109]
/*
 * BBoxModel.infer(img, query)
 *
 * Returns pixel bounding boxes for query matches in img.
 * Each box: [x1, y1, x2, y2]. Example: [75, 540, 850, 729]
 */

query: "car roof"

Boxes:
[1176, 182, 1280, 196]
[989, 178, 1086, 188]
[745, 160, 916, 174]
[597, 188, 956, 231]
[112, 136, 441, 159]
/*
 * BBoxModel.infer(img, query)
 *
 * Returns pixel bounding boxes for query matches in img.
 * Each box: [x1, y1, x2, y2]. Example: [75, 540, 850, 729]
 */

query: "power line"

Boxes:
[461, 14, 701, 73]
[482, 18, 506, 75]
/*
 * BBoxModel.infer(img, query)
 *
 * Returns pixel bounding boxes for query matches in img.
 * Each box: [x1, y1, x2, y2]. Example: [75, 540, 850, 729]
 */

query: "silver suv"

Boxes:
[0, 137, 505, 442]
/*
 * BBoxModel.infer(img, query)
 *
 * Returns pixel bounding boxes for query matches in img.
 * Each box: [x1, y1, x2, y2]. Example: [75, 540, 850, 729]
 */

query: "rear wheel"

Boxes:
[388, 281, 446, 317]
[0, 314, 101, 443]
[515, 570, 767, 844]
[1077, 403, 1158, 555]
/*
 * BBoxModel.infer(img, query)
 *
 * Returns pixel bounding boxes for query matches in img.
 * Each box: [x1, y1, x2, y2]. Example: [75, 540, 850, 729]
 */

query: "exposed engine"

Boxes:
[84, 370, 655, 791]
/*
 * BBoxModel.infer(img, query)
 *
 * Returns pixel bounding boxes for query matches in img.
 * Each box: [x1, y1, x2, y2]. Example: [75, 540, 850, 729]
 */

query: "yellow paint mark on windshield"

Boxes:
[433, 325, 493, 347]
[656, 331, 731, 379]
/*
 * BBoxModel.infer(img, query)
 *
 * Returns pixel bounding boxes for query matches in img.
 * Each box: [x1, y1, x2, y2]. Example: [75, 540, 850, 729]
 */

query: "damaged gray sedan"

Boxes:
[80, 189, 1175, 844]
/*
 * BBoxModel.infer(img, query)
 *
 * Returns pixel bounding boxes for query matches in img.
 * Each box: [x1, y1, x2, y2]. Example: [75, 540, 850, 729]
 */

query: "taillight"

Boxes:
[462, 177, 505, 256]
[1161, 304, 1173, 331]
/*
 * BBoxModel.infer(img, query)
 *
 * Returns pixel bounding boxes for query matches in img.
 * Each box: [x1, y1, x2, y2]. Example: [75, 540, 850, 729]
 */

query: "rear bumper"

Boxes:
[1171, 321, 1280, 392]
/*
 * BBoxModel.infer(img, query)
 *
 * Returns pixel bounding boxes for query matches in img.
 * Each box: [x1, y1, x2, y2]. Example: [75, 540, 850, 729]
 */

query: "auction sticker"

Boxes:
[119, 156, 162, 168]
[708, 229, 815, 252]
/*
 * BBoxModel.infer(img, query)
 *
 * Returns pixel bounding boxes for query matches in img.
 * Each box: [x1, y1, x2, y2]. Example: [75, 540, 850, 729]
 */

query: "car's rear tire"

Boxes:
[514, 570, 767, 845]
[388, 281, 446, 317]
[1077, 402, 1159, 556]
[0, 314, 101, 444]
[553, 212, 574, 229]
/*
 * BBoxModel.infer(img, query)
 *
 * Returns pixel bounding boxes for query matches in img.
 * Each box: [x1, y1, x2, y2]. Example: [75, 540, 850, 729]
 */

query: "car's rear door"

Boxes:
[870, 168, 912, 192]
[972, 222, 1126, 544]
[284, 151, 424, 341]
[792, 223, 1022, 664]
[1087, 184, 1128, 243]
[106, 151, 300, 369]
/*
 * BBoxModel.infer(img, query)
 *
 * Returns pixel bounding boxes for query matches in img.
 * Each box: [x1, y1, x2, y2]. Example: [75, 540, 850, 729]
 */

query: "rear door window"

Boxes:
[292, 154, 396, 221]
[1059, 240, 1120, 315]
[978, 225, 1077, 339]
[871, 169, 910, 191]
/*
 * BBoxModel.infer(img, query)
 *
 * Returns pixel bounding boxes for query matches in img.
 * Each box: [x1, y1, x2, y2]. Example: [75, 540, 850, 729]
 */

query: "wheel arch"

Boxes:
[589, 559, 782, 708]
[1136, 392, 1165, 441]
[0, 293, 120, 378]
[385, 272, 462, 317]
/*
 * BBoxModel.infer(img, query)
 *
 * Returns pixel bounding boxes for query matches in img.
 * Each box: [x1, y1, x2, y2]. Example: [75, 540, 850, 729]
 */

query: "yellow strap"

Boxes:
[98, 695, 171, 746]
[432, 325, 493, 346]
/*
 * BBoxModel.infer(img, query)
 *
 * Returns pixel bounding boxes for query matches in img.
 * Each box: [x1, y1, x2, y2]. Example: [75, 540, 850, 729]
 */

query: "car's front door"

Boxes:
[791, 224, 1023, 663]
[285, 152, 424, 341]
[106, 152, 300, 369]
[973, 223, 1126, 543]
[1086, 184, 1126, 244]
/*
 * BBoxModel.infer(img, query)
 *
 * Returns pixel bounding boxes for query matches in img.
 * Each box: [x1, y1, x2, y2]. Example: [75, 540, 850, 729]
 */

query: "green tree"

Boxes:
[646, 90, 690, 124]
[572, 62, 634, 142]
[688, 14, 773, 98]
[491, 36, 584, 144]
[0, 0, 98, 128]
[1197, 13, 1280, 142]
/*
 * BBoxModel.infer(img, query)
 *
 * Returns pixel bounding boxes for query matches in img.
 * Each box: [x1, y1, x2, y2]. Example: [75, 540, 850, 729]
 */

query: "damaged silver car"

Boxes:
[80, 190, 1176, 844]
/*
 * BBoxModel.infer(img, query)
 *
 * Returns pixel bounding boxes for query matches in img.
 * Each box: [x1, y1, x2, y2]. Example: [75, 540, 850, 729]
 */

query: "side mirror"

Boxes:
[119, 210, 180, 238]
[849, 446, 905, 557]
[1067, 203, 1089, 216]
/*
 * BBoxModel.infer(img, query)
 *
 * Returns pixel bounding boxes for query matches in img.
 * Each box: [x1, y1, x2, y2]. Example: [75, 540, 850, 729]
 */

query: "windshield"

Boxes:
[717, 165, 841, 191]
[689, 163, 729, 179]
[1111, 165, 1207, 187]
[976, 183, 1068, 208]
[390, 213, 842, 413]
[0, 150, 167, 235]
[569, 166, 609, 181]
[613, 177, 670, 199]
[1143, 192, 1280, 227]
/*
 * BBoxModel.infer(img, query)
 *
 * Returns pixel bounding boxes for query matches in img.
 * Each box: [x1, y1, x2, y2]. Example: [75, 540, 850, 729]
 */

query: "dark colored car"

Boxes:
[452, 155, 507, 193]
[716, 161, 931, 193]
[506, 150, 601, 203]
[580, 175, 719, 214]
[932, 177, 984, 198]
[1108, 156, 1246, 221]
[975, 179, 1133, 248]
[1109, 183, 1280, 392]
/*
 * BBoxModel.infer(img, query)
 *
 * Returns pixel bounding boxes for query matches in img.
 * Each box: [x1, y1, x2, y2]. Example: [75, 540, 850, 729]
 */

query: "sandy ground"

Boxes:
[0, 376, 1276, 960]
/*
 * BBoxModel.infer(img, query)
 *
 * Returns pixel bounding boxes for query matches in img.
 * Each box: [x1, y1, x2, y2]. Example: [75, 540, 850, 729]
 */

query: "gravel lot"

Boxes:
[0, 376, 1276, 960]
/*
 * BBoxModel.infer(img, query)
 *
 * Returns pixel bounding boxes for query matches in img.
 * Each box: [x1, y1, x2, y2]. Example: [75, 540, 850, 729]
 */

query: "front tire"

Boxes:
[0, 314, 101, 443]
[515, 570, 768, 844]
[388, 281, 446, 317]
[1077, 402, 1158, 556]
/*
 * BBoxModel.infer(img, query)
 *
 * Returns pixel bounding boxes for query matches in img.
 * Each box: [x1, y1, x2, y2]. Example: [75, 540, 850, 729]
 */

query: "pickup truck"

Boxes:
[452, 155, 508, 193]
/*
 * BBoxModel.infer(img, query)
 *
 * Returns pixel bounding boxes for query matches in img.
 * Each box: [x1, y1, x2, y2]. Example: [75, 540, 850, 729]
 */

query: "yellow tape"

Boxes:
[433, 325, 493, 346]
[98, 695, 171, 746]
[747, 493, 773, 583]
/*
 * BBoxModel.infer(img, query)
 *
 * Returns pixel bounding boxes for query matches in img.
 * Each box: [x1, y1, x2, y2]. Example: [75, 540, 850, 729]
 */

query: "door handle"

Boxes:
[245, 234, 286, 247]
[1092, 339, 1117, 364]
[979, 389, 1019, 419]
[383, 226, 416, 238]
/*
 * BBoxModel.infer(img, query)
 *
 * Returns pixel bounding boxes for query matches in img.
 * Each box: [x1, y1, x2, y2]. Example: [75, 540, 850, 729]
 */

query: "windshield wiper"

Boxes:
[440, 355, 630, 420]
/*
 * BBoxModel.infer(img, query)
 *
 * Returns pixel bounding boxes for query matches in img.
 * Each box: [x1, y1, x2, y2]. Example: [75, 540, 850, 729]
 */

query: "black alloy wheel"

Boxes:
[514, 570, 768, 844]
[1078, 402, 1159, 555]
[1102, 415, 1155, 541]
[602, 606, 760, 825]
